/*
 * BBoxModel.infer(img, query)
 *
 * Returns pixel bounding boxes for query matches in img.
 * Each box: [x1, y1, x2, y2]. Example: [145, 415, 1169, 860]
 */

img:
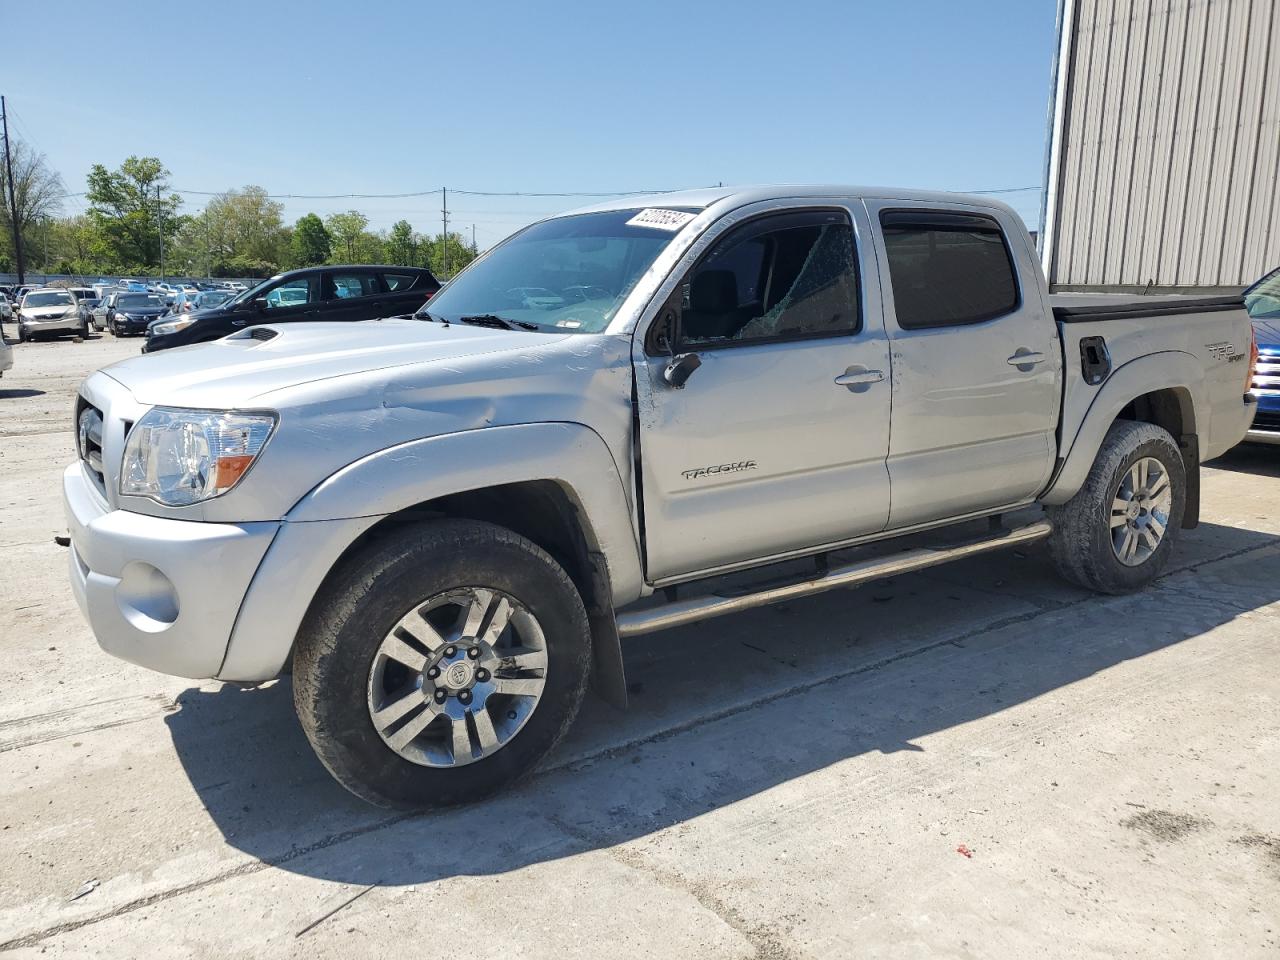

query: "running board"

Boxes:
[616, 519, 1053, 638]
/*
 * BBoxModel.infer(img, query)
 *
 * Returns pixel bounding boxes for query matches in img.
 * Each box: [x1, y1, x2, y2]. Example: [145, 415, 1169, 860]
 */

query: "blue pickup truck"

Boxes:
[1246, 267, 1280, 444]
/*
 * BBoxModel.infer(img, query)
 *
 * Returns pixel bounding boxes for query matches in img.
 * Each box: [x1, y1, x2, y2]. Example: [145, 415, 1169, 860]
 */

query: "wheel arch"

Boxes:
[220, 422, 640, 705]
[1041, 351, 1204, 523]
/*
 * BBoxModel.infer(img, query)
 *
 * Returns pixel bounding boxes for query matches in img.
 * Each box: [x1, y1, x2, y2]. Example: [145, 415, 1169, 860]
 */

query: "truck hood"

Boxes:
[102, 318, 570, 406]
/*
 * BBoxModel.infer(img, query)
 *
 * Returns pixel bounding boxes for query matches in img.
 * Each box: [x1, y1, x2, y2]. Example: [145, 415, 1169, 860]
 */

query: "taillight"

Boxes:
[1247, 326, 1259, 394]
[423, 290, 435, 300]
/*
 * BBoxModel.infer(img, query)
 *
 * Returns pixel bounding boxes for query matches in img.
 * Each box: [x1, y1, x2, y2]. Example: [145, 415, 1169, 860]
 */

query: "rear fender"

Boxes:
[1040, 351, 1204, 506]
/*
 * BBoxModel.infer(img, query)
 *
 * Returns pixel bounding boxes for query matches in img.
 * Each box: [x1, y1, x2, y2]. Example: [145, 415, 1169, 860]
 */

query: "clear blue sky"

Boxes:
[5, 0, 1058, 249]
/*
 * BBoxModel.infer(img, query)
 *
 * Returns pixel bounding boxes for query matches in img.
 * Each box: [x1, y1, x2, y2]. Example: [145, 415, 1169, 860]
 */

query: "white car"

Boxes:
[17, 289, 87, 341]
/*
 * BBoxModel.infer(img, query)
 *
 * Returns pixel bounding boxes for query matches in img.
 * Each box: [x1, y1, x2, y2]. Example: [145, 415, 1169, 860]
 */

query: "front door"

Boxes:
[635, 205, 892, 582]
[864, 201, 1062, 528]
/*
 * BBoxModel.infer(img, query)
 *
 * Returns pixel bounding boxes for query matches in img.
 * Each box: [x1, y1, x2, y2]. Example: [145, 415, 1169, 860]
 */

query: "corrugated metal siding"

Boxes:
[1048, 0, 1280, 291]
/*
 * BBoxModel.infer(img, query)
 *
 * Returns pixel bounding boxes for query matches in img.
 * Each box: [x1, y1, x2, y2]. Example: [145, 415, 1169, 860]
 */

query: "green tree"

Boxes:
[422, 231, 476, 279]
[290, 213, 331, 266]
[204, 186, 287, 272]
[0, 139, 65, 277]
[384, 219, 417, 266]
[325, 210, 369, 262]
[85, 156, 181, 270]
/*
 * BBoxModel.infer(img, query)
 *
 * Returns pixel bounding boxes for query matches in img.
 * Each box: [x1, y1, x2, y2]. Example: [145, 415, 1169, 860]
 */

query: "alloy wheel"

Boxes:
[366, 587, 548, 767]
[1109, 456, 1172, 566]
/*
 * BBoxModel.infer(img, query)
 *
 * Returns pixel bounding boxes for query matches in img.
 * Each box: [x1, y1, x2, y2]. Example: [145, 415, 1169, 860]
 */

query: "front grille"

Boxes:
[1250, 409, 1280, 432]
[75, 399, 107, 495]
[1253, 352, 1280, 395]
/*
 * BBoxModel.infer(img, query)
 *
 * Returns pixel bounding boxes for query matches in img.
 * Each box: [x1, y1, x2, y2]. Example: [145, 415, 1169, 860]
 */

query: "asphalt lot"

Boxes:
[1, 329, 1278, 959]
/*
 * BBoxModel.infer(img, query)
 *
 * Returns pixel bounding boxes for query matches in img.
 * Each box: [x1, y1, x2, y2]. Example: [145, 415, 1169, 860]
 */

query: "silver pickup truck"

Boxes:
[63, 186, 1258, 808]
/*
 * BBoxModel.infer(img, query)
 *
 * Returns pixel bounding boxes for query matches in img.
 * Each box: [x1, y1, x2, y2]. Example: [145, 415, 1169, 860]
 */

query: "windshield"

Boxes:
[24, 291, 73, 308]
[1245, 267, 1280, 320]
[118, 294, 163, 309]
[196, 292, 231, 307]
[422, 208, 696, 333]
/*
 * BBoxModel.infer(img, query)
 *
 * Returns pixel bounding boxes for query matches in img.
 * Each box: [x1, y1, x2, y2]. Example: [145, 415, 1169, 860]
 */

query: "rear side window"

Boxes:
[880, 211, 1019, 329]
[382, 272, 419, 291]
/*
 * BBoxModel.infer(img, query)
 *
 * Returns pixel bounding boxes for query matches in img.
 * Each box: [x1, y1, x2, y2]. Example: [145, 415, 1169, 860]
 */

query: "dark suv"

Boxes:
[143, 265, 440, 353]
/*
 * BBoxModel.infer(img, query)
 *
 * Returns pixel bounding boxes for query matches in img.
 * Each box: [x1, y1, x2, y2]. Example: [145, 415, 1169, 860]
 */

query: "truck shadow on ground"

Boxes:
[166, 520, 1280, 888]
[1207, 444, 1280, 478]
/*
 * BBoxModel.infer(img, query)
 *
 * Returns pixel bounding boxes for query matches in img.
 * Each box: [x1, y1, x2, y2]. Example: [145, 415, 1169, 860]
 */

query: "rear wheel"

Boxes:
[1047, 420, 1185, 594]
[293, 519, 591, 808]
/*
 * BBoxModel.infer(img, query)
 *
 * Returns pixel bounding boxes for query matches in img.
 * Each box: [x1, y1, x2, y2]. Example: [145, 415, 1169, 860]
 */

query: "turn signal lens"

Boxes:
[1247, 326, 1259, 394]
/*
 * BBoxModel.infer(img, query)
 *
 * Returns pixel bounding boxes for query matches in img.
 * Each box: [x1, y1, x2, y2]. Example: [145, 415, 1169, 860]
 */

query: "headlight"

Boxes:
[63, 307, 79, 317]
[121, 407, 276, 506]
[151, 315, 195, 336]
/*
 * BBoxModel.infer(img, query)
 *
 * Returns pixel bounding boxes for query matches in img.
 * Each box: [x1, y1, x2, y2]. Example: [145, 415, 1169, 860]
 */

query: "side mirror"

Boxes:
[663, 352, 702, 389]
[252, 297, 269, 312]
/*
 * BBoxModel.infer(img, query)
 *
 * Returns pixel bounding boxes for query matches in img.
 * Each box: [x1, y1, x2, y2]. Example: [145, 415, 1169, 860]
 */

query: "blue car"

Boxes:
[1245, 266, 1280, 444]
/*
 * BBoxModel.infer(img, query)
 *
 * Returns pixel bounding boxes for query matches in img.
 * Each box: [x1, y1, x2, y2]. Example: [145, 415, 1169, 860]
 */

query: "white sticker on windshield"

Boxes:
[625, 208, 696, 231]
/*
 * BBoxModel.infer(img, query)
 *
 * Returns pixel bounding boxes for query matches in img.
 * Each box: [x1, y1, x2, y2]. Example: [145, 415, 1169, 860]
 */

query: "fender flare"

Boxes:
[218, 423, 644, 699]
[288, 420, 644, 600]
[1040, 351, 1204, 506]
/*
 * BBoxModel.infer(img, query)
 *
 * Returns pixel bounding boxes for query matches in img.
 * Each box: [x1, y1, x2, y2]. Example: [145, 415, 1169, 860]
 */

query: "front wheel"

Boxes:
[1047, 420, 1185, 594]
[293, 519, 592, 808]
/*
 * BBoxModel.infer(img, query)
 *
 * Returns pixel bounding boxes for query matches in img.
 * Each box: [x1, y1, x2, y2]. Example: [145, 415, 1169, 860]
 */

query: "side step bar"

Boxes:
[616, 519, 1053, 638]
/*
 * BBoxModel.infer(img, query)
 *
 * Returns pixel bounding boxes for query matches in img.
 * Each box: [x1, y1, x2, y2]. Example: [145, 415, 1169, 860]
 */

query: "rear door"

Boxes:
[634, 203, 892, 581]
[321, 269, 383, 322]
[864, 200, 1061, 528]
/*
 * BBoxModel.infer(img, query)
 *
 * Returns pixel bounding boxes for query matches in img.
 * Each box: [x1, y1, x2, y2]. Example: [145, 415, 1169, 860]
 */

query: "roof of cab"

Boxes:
[565, 184, 1017, 217]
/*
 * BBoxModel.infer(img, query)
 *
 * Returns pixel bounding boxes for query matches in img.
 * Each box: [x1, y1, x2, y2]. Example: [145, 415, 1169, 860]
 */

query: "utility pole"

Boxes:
[155, 184, 165, 282]
[1, 95, 26, 286]
[440, 187, 449, 277]
[203, 208, 211, 279]
[471, 223, 476, 256]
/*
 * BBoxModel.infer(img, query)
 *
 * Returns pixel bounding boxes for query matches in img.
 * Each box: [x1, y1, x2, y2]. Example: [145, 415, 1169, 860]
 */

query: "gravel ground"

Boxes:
[1, 329, 1277, 959]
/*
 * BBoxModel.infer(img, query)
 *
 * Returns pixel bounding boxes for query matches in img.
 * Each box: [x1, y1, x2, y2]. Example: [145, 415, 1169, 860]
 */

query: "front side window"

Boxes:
[679, 210, 860, 348]
[264, 276, 317, 309]
[422, 208, 693, 333]
[880, 211, 1019, 330]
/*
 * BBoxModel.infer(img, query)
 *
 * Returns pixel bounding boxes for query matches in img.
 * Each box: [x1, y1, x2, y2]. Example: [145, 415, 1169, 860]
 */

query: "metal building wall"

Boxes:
[1043, 0, 1280, 293]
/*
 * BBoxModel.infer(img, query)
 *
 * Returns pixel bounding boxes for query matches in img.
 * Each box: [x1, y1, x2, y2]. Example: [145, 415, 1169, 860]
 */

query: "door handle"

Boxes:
[1007, 350, 1046, 366]
[834, 368, 885, 387]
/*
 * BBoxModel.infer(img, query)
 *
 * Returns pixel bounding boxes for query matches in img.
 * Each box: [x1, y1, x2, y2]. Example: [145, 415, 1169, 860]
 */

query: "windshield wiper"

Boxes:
[458, 314, 539, 331]
[414, 310, 449, 325]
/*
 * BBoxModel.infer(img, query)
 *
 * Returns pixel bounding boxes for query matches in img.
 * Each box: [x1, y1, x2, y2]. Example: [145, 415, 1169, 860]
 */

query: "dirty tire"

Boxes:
[1047, 420, 1185, 595]
[293, 519, 591, 809]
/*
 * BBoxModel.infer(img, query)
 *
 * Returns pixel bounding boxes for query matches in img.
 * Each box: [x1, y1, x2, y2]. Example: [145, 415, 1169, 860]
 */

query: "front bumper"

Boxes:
[63, 462, 279, 678]
[1243, 390, 1280, 445]
[21, 315, 81, 333]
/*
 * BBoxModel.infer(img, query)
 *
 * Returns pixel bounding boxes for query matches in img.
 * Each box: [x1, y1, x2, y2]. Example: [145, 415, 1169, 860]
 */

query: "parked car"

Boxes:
[16, 288, 89, 341]
[76, 296, 103, 331]
[1244, 265, 1280, 444]
[144, 265, 440, 351]
[0, 331, 11, 376]
[64, 185, 1257, 809]
[105, 292, 167, 336]
[0, 292, 12, 321]
[192, 289, 233, 311]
